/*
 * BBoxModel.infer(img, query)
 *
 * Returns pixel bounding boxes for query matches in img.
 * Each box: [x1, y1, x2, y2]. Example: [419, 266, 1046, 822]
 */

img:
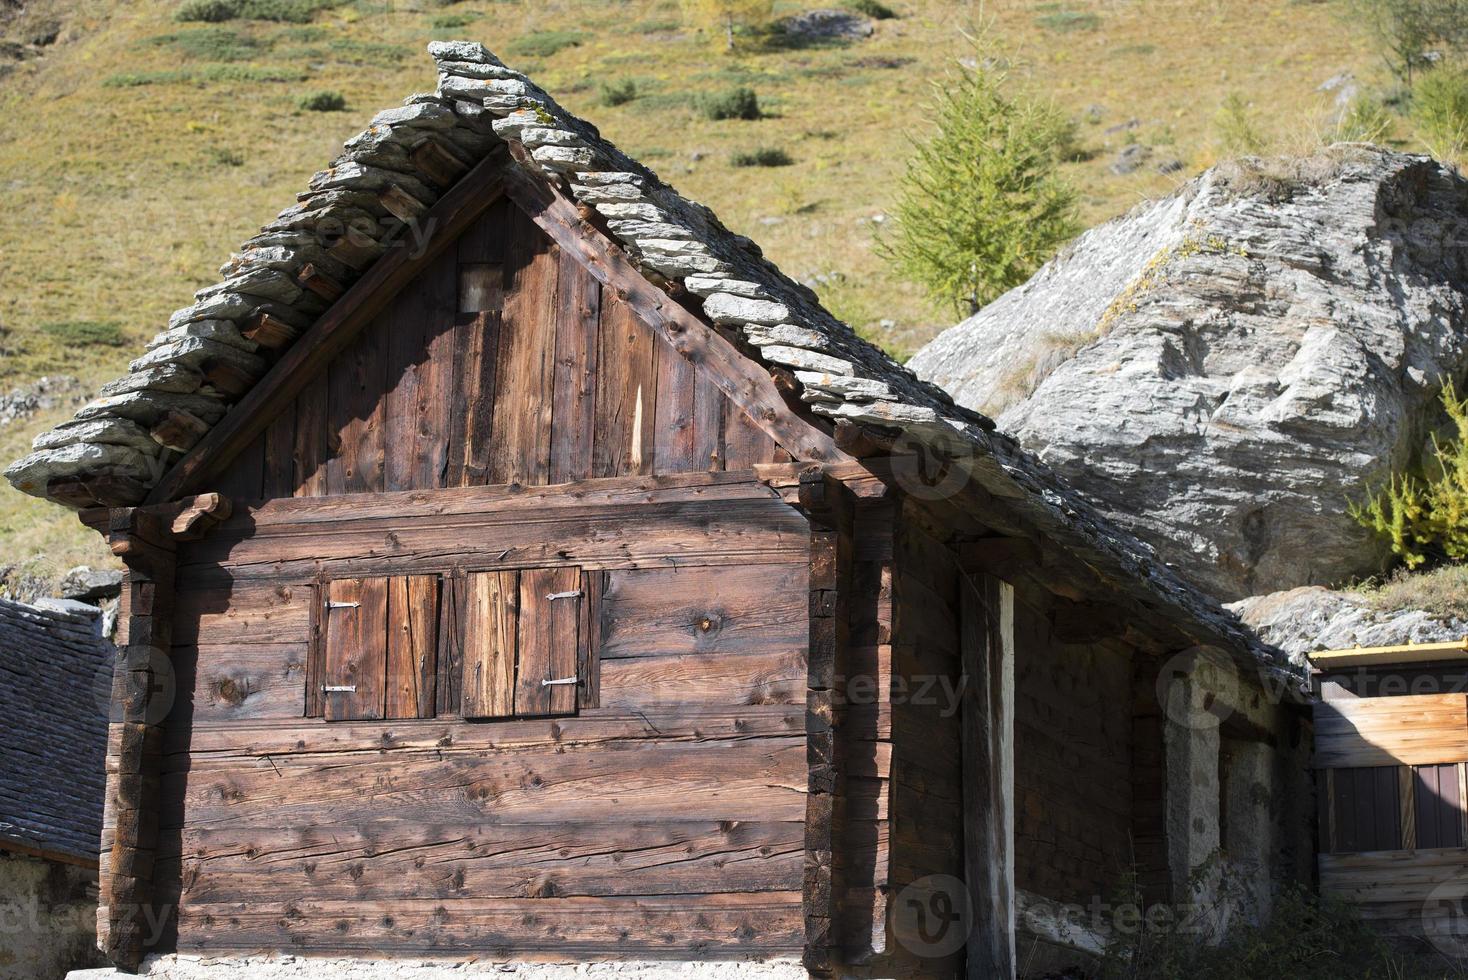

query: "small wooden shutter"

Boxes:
[461, 570, 519, 719]
[317, 575, 439, 721]
[1331, 766, 1402, 852]
[323, 577, 388, 722]
[1415, 764, 1465, 849]
[461, 566, 583, 719]
[387, 576, 440, 720]
[516, 567, 581, 716]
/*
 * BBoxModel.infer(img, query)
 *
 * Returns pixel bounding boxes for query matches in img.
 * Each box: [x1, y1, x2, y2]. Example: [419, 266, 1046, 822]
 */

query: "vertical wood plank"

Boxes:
[293, 387, 329, 497]
[447, 201, 510, 487]
[724, 401, 778, 470]
[1400, 766, 1417, 851]
[460, 570, 518, 719]
[653, 335, 696, 475]
[692, 369, 725, 472]
[261, 407, 296, 500]
[515, 566, 581, 717]
[961, 573, 1016, 980]
[550, 247, 599, 483]
[577, 569, 604, 710]
[489, 206, 558, 485]
[386, 575, 439, 720]
[215, 433, 264, 501]
[322, 577, 388, 721]
[436, 569, 464, 717]
[593, 295, 657, 478]
[385, 246, 456, 491]
[305, 574, 324, 718]
[326, 313, 387, 494]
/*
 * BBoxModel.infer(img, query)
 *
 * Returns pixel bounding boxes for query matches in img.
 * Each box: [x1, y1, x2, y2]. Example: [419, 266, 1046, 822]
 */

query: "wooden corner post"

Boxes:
[959, 572, 1016, 980]
[89, 492, 230, 969]
[798, 470, 853, 975]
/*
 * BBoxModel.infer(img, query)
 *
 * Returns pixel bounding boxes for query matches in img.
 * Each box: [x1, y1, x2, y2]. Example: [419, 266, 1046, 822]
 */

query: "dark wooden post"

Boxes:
[90, 493, 230, 969]
[799, 471, 853, 975]
[959, 571, 1016, 980]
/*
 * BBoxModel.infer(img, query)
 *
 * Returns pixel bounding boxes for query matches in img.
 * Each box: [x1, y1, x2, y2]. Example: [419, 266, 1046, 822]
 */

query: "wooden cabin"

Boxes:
[1312, 639, 1468, 946]
[10, 42, 1311, 979]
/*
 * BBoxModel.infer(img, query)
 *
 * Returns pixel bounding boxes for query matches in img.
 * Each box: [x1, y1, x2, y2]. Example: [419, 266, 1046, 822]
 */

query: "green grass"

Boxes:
[103, 64, 307, 86]
[1036, 6, 1103, 32]
[38, 321, 125, 347]
[599, 77, 639, 107]
[507, 30, 586, 58]
[175, 0, 346, 23]
[147, 27, 271, 61]
[846, 0, 897, 18]
[298, 89, 346, 111]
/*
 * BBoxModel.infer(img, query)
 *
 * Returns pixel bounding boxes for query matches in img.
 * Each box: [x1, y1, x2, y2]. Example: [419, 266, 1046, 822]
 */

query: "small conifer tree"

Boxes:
[884, 48, 1079, 317]
[1352, 380, 1468, 567]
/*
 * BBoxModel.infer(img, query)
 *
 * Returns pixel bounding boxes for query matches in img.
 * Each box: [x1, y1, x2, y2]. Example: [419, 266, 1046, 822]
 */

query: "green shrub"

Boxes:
[698, 86, 761, 119]
[507, 30, 585, 58]
[730, 146, 792, 166]
[1036, 6, 1101, 32]
[1352, 380, 1468, 569]
[430, 13, 478, 28]
[175, 0, 342, 24]
[103, 64, 305, 86]
[599, 78, 639, 106]
[1334, 93, 1395, 143]
[845, 0, 896, 18]
[39, 321, 125, 347]
[208, 146, 246, 166]
[298, 89, 345, 111]
[883, 42, 1078, 315]
[1412, 64, 1468, 162]
[1345, 0, 1468, 82]
[148, 27, 268, 61]
[1215, 92, 1268, 154]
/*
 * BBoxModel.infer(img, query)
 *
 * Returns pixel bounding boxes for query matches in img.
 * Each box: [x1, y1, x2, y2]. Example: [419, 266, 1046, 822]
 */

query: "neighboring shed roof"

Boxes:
[0, 597, 110, 864]
[5, 42, 1296, 685]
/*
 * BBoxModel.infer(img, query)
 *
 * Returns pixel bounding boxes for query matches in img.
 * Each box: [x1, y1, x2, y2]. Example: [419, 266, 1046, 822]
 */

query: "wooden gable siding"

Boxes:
[143, 476, 813, 958]
[213, 197, 780, 502]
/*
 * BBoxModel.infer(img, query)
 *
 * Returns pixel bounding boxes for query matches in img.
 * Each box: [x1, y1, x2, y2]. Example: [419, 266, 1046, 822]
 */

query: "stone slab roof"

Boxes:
[5, 41, 1295, 685]
[0, 597, 110, 863]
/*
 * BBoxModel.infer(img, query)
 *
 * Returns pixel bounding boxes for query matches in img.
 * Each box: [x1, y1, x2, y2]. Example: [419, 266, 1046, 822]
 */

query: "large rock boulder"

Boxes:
[910, 146, 1468, 600]
[1230, 585, 1467, 664]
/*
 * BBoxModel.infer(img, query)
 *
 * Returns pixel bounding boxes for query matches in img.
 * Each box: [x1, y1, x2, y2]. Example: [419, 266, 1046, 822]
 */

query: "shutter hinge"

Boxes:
[326, 600, 360, 610]
[546, 590, 583, 601]
[322, 684, 358, 693]
[542, 676, 578, 687]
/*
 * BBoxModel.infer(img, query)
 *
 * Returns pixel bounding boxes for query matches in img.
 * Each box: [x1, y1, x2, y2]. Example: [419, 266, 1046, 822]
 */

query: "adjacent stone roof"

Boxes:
[0, 597, 110, 862]
[5, 41, 1295, 684]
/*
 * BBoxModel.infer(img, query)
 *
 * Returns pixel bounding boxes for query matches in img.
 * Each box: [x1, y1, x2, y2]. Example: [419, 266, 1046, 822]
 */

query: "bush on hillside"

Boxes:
[39, 321, 125, 347]
[298, 89, 345, 111]
[845, 0, 896, 18]
[1352, 380, 1468, 569]
[730, 146, 791, 166]
[679, 0, 775, 51]
[1216, 92, 1269, 155]
[176, 0, 341, 24]
[1334, 93, 1395, 143]
[507, 30, 584, 58]
[698, 86, 761, 119]
[1413, 63, 1468, 162]
[1345, 0, 1468, 82]
[600, 78, 639, 107]
[884, 44, 1079, 316]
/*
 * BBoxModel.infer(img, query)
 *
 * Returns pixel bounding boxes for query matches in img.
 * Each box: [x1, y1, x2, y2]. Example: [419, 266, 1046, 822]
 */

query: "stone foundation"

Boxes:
[67, 955, 809, 980]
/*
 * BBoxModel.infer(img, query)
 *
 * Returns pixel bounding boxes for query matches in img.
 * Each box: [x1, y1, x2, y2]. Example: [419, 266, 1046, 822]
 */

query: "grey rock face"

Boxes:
[1230, 586, 1467, 664]
[58, 566, 123, 603]
[910, 147, 1468, 600]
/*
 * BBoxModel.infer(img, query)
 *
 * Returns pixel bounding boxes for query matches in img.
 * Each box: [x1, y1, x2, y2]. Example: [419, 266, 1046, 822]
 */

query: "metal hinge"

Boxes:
[326, 600, 360, 610]
[546, 590, 583, 601]
[542, 676, 578, 687]
[322, 684, 357, 693]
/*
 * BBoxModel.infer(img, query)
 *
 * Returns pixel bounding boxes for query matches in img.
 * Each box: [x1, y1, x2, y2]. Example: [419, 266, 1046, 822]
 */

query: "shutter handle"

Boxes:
[542, 676, 578, 687]
[323, 685, 358, 693]
[546, 590, 583, 601]
[326, 600, 360, 610]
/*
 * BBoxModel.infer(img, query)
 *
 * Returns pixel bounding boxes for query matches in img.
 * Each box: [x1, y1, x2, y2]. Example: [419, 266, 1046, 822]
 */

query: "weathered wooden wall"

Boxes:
[138, 477, 814, 958]
[213, 197, 783, 501]
[1009, 581, 1135, 906]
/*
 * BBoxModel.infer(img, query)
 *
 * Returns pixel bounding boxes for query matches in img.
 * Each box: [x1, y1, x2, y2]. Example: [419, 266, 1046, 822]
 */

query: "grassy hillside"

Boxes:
[0, 0, 1394, 595]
